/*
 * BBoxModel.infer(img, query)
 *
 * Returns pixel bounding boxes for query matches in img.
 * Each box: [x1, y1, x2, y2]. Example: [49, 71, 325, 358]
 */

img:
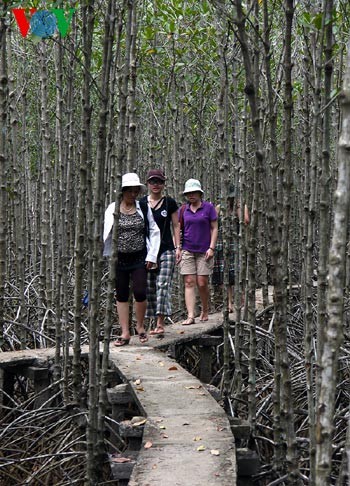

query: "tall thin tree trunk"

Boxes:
[301, 9, 317, 482]
[245, 0, 260, 433]
[307, 2, 333, 482]
[261, 0, 277, 313]
[121, 0, 133, 173]
[39, 44, 54, 352]
[0, 6, 8, 348]
[126, 0, 138, 170]
[55, 37, 71, 403]
[315, 40, 350, 486]
[231, 55, 243, 406]
[280, 1, 301, 481]
[98, 0, 126, 460]
[73, 0, 95, 406]
[86, 0, 116, 482]
[214, 4, 230, 398]
[8, 37, 26, 349]
[317, 0, 333, 381]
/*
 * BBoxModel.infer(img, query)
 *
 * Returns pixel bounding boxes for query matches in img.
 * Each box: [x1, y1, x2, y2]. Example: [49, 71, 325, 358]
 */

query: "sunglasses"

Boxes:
[148, 178, 164, 185]
[123, 187, 140, 193]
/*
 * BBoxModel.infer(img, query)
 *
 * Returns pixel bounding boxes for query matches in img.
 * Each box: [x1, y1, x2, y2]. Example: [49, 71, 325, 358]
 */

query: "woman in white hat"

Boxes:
[103, 173, 160, 346]
[178, 179, 218, 325]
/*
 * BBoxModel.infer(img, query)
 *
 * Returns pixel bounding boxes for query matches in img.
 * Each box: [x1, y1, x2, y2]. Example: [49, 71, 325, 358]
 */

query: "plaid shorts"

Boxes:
[146, 250, 176, 318]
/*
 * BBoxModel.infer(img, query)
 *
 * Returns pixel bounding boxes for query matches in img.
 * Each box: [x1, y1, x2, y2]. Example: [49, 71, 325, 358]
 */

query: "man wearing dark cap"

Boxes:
[141, 169, 181, 336]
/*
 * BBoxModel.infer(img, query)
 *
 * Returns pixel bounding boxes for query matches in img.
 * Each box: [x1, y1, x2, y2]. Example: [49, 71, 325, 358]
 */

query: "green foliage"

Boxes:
[298, 7, 349, 36]
[138, 1, 220, 110]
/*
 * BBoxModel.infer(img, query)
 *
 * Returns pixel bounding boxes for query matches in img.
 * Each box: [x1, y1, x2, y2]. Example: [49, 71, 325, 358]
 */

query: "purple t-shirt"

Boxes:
[179, 201, 217, 253]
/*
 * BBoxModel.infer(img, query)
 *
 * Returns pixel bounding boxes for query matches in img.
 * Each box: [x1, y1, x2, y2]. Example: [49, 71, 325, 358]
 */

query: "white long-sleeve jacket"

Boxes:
[103, 201, 160, 263]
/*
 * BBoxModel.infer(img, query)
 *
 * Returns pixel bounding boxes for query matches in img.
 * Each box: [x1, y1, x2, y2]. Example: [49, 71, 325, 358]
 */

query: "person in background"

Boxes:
[103, 173, 160, 346]
[178, 179, 218, 325]
[212, 185, 250, 312]
[141, 169, 181, 337]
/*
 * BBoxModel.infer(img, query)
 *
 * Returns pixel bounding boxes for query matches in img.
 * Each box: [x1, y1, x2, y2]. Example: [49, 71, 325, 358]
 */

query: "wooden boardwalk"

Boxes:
[0, 313, 237, 485]
[109, 314, 236, 485]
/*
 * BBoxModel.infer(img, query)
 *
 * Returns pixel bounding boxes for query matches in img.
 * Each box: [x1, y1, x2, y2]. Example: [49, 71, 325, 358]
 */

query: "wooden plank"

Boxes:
[236, 448, 260, 476]
[107, 383, 132, 404]
[22, 366, 49, 381]
[192, 334, 222, 346]
[109, 450, 138, 480]
[109, 345, 236, 485]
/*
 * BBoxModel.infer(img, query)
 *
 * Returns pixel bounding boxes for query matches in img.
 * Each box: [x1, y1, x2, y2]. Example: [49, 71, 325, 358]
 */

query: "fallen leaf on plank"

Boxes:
[136, 386, 144, 391]
[158, 361, 165, 367]
[112, 457, 131, 463]
[211, 450, 220, 456]
[134, 379, 141, 385]
[159, 425, 166, 429]
[177, 330, 185, 334]
[144, 441, 153, 449]
[132, 419, 147, 427]
[162, 434, 169, 438]
[185, 385, 202, 389]
[131, 416, 145, 424]
[197, 445, 206, 451]
[168, 365, 178, 371]
[193, 436, 202, 441]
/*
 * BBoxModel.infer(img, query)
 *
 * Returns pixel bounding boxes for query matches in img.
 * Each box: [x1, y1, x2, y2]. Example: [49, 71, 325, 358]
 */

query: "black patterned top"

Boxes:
[118, 212, 145, 253]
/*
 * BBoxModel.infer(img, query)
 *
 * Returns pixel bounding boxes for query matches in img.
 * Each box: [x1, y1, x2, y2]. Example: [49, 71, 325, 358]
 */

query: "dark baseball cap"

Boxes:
[146, 169, 166, 181]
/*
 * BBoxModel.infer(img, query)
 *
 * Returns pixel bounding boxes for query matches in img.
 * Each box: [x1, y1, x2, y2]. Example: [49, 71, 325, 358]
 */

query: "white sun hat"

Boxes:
[183, 178, 204, 194]
[121, 173, 145, 188]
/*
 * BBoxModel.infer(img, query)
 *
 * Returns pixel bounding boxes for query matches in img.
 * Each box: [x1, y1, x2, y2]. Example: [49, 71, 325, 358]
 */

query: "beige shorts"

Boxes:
[179, 250, 214, 276]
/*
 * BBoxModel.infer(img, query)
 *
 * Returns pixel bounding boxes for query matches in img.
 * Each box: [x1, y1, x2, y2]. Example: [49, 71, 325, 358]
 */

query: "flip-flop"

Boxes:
[149, 327, 165, 336]
[114, 337, 130, 347]
[138, 332, 148, 344]
[199, 315, 209, 322]
[182, 317, 195, 326]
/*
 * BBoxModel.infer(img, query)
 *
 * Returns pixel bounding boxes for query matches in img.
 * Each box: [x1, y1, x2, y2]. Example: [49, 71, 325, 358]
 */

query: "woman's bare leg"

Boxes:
[116, 301, 131, 342]
[197, 275, 209, 321]
[183, 274, 196, 324]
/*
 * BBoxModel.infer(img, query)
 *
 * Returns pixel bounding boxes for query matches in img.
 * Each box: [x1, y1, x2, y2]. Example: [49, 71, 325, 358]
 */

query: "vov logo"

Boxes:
[12, 7, 75, 39]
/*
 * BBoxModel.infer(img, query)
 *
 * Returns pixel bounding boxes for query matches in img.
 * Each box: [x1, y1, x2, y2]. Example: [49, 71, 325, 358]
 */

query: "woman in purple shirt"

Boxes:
[178, 179, 218, 325]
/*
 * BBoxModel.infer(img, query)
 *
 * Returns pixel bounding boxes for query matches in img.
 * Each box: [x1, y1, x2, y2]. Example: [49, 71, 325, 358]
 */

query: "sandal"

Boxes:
[149, 327, 165, 336]
[182, 317, 195, 326]
[114, 337, 130, 347]
[199, 313, 209, 322]
[138, 332, 148, 344]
